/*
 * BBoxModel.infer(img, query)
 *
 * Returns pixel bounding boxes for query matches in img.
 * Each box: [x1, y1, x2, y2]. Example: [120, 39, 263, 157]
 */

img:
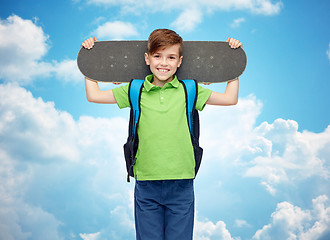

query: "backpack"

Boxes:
[123, 79, 203, 182]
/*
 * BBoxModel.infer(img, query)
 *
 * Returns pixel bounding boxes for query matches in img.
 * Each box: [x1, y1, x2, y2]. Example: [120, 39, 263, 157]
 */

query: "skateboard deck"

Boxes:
[77, 41, 247, 83]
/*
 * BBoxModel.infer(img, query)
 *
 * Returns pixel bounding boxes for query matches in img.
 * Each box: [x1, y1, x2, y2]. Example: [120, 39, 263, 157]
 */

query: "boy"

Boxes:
[82, 29, 242, 240]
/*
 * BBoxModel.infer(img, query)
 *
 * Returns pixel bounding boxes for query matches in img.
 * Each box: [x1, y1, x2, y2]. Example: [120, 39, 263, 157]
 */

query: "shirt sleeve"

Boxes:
[196, 84, 212, 111]
[112, 83, 130, 109]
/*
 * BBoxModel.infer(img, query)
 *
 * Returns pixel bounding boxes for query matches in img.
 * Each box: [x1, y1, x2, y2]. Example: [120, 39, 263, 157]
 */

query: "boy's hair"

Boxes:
[147, 29, 183, 56]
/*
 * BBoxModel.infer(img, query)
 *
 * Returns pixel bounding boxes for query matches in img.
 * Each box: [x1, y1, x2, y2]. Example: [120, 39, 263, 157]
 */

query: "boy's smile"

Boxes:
[144, 44, 183, 87]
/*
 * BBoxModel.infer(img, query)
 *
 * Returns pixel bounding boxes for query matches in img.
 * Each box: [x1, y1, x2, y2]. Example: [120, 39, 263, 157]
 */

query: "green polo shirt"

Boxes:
[112, 75, 212, 180]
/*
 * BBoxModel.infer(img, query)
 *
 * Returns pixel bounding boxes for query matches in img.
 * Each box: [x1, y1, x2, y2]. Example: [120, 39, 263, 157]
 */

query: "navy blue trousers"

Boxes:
[134, 179, 195, 240]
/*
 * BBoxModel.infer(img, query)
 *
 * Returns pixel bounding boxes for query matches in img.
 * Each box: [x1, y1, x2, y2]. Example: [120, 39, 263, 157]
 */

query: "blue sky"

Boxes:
[0, 0, 330, 240]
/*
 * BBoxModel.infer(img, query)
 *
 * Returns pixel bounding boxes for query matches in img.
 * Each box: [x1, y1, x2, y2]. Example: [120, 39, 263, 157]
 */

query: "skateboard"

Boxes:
[77, 41, 247, 83]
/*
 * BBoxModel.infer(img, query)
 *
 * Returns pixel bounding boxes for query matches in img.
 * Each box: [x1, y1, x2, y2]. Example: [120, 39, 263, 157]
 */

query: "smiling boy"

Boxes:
[82, 29, 242, 240]
[145, 43, 182, 87]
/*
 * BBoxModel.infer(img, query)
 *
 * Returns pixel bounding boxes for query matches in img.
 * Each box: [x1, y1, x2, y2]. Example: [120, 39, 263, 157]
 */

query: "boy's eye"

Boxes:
[169, 56, 176, 60]
[153, 55, 160, 58]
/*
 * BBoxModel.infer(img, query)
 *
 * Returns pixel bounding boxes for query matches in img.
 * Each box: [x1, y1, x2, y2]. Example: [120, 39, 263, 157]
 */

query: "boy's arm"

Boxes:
[85, 77, 117, 104]
[206, 78, 238, 106]
[206, 37, 242, 106]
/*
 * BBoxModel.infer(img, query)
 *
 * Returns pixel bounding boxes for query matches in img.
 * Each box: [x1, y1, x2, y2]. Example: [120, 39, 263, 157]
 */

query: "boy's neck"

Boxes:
[152, 75, 174, 88]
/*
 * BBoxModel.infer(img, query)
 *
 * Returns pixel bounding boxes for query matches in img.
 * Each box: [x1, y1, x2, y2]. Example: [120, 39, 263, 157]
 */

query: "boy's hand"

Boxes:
[226, 37, 242, 49]
[202, 82, 212, 85]
[81, 36, 97, 49]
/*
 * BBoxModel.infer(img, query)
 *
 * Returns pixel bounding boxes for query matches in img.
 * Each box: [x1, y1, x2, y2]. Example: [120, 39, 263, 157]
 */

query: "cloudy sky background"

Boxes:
[1, 0, 330, 239]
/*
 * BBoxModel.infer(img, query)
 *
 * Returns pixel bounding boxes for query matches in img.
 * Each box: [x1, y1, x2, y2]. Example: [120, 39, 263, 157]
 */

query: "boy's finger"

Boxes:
[87, 37, 94, 49]
[82, 40, 89, 48]
[229, 38, 240, 48]
[229, 38, 235, 48]
[226, 37, 231, 42]
[234, 39, 239, 48]
[81, 37, 96, 49]
[234, 40, 242, 49]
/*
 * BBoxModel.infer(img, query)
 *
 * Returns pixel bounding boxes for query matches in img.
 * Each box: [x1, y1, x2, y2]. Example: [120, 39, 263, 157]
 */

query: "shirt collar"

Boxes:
[144, 74, 180, 92]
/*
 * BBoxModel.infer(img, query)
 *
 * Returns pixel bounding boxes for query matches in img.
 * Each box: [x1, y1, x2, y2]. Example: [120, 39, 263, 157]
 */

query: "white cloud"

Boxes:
[244, 119, 330, 194]
[194, 195, 330, 240]
[92, 21, 138, 40]
[194, 216, 239, 240]
[79, 232, 101, 240]
[0, 15, 82, 85]
[0, 83, 130, 165]
[230, 18, 245, 28]
[110, 206, 135, 229]
[87, 0, 283, 15]
[107, 205, 135, 238]
[235, 219, 251, 228]
[253, 195, 330, 240]
[52, 59, 82, 83]
[196, 93, 330, 205]
[86, 0, 283, 31]
[327, 43, 330, 61]
[171, 8, 203, 32]
[0, 83, 80, 162]
[248, 0, 283, 15]
[200, 94, 263, 161]
[0, 15, 48, 62]
[0, 15, 51, 84]
[0, 83, 132, 239]
[0, 147, 63, 239]
[0, 197, 64, 240]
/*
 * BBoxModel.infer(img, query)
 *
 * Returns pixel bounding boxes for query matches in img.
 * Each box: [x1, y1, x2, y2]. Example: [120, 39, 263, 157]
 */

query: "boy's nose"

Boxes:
[160, 57, 168, 66]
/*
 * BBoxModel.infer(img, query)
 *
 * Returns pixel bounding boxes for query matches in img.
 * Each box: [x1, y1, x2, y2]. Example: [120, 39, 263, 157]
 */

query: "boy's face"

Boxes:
[144, 44, 183, 86]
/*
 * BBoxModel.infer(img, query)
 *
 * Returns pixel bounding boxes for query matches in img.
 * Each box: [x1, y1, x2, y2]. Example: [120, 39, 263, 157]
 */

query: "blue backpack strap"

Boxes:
[125, 79, 144, 182]
[128, 79, 144, 137]
[180, 79, 203, 177]
[180, 79, 198, 136]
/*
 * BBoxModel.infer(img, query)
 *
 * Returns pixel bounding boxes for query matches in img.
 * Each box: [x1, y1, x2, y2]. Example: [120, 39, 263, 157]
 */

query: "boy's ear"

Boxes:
[177, 56, 183, 67]
[144, 53, 150, 66]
